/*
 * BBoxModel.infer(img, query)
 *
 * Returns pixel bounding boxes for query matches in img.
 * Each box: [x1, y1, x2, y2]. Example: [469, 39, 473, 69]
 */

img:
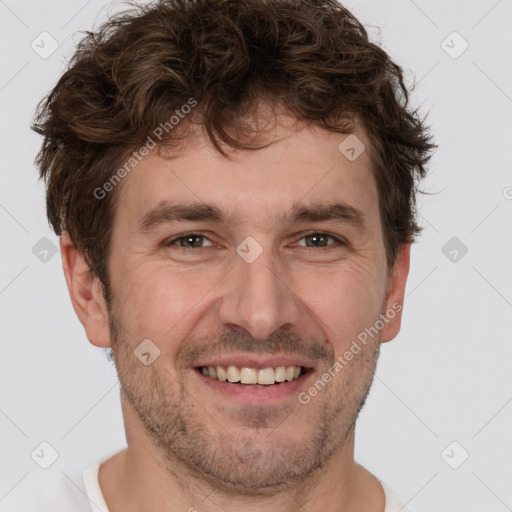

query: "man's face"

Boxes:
[103, 117, 404, 492]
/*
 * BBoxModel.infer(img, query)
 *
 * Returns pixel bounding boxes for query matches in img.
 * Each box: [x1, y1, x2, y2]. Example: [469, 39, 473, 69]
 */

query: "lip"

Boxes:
[192, 352, 316, 371]
[192, 366, 315, 405]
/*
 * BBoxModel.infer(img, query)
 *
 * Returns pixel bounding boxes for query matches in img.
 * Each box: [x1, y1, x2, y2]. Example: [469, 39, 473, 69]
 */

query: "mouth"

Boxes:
[196, 365, 308, 387]
[192, 354, 316, 404]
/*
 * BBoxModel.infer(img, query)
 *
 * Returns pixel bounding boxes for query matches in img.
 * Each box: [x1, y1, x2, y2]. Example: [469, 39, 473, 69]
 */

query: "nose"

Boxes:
[216, 245, 303, 342]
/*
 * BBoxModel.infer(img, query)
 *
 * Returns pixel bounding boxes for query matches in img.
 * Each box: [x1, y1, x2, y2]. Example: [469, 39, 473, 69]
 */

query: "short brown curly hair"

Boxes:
[31, 0, 435, 293]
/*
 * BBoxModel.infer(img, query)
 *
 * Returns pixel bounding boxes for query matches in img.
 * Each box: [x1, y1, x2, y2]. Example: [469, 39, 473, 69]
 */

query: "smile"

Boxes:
[197, 365, 306, 386]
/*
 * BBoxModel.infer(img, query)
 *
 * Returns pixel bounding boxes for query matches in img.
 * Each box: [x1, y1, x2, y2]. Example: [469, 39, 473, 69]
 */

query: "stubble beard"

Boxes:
[106, 309, 381, 495]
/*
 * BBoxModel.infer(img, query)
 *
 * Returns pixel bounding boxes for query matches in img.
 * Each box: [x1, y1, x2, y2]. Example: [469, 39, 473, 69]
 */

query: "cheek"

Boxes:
[297, 263, 385, 350]
[112, 262, 207, 356]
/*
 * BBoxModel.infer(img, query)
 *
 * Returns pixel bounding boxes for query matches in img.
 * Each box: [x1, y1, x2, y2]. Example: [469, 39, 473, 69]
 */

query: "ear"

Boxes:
[380, 242, 411, 343]
[60, 231, 111, 348]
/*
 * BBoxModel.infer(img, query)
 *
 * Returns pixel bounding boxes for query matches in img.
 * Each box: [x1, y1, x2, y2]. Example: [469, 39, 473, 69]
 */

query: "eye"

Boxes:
[165, 233, 214, 249]
[294, 232, 344, 248]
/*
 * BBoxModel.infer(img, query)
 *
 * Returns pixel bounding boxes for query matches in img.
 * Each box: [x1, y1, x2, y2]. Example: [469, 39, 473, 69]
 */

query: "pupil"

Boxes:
[184, 235, 201, 248]
[308, 234, 326, 247]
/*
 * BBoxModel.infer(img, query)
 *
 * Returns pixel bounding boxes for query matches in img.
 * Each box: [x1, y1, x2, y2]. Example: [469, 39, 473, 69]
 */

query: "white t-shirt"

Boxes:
[12, 452, 413, 512]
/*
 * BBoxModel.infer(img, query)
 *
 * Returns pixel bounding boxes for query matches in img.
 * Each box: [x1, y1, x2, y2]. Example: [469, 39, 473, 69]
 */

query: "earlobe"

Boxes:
[60, 232, 111, 348]
[380, 243, 411, 343]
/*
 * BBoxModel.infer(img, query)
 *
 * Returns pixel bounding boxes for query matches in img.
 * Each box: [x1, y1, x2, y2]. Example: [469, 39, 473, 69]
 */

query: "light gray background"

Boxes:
[1, 1, 511, 511]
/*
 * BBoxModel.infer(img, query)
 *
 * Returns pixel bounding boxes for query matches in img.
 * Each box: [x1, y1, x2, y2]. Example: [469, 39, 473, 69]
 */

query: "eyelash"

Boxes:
[164, 231, 345, 250]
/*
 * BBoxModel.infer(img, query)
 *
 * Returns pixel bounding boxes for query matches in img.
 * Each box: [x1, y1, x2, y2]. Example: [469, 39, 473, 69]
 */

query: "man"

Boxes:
[28, 0, 435, 510]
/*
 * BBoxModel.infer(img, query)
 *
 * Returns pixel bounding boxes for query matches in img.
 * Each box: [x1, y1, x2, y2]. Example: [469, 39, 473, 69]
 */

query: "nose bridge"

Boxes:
[217, 243, 300, 341]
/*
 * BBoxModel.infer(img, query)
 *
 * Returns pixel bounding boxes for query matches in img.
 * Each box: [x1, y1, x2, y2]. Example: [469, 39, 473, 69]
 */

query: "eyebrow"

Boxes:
[137, 200, 368, 234]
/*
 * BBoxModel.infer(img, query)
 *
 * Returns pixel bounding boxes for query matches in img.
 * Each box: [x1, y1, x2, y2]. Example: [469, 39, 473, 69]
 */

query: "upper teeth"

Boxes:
[200, 365, 302, 385]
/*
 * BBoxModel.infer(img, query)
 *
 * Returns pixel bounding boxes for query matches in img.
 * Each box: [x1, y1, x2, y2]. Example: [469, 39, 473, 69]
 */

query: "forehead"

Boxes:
[114, 120, 380, 233]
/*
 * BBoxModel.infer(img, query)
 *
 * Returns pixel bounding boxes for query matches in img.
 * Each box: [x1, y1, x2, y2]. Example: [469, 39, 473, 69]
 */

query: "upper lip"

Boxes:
[193, 353, 315, 370]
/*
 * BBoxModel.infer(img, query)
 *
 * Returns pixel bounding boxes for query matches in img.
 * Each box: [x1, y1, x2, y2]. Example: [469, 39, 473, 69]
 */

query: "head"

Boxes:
[32, 0, 434, 495]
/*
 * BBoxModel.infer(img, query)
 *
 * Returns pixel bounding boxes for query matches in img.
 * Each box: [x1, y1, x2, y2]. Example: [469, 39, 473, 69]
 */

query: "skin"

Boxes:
[60, 113, 410, 512]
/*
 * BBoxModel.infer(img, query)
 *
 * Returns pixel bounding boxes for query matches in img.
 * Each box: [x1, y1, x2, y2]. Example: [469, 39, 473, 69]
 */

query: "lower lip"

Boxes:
[193, 368, 313, 405]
